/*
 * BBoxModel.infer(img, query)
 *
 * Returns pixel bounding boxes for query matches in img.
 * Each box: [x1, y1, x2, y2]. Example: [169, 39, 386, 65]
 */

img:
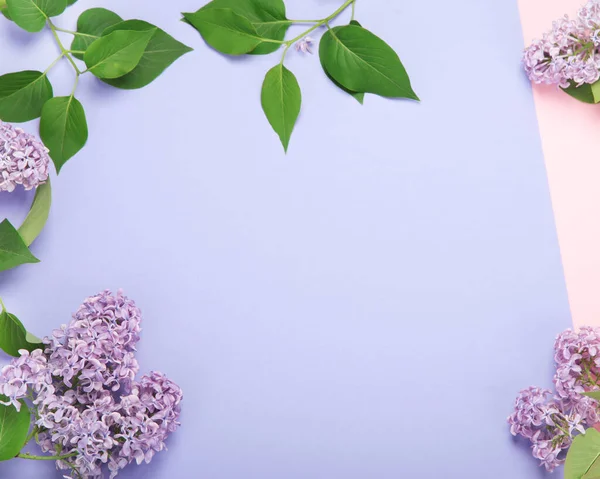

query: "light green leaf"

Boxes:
[0, 305, 43, 358]
[18, 180, 51, 247]
[182, 8, 264, 56]
[84, 29, 155, 79]
[0, 0, 6, 10]
[0, 71, 53, 122]
[319, 25, 418, 100]
[566, 429, 600, 479]
[584, 391, 600, 400]
[0, 220, 39, 272]
[197, 0, 290, 55]
[71, 8, 123, 60]
[6, 0, 66, 32]
[261, 64, 301, 152]
[40, 96, 88, 172]
[101, 20, 192, 90]
[0, 399, 30, 461]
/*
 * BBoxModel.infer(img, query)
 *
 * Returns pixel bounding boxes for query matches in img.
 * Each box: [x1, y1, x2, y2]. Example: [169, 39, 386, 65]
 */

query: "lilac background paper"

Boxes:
[0, 0, 570, 477]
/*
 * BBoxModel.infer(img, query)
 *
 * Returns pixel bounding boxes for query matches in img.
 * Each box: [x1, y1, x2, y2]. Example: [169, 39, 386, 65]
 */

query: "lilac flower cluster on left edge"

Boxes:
[508, 327, 600, 472]
[523, 0, 600, 88]
[0, 290, 183, 479]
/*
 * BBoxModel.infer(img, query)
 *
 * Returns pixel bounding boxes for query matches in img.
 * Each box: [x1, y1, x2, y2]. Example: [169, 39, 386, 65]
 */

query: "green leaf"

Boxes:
[182, 8, 264, 56]
[0, 305, 43, 358]
[0, 220, 39, 272]
[40, 96, 88, 172]
[584, 458, 600, 479]
[0, 71, 53, 122]
[100, 20, 192, 90]
[349, 20, 361, 26]
[18, 180, 51, 247]
[566, 429, 600, 479]
[319, 25, 418, 100]
[0, 399, 30, 461]
[562, 80, 600, 104]
[320, 56, 364, 104]
[6, 0, 67, 32]
[196, 0, 290, 55]
[71, 8, 123, 61]
[261, 64, 301, 152]
[84, 29, 156, 79]
[67, 0, 77, 4]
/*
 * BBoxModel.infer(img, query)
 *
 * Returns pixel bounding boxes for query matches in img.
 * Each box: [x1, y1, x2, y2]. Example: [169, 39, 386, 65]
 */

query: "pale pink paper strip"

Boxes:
[517, 0, 600, 328]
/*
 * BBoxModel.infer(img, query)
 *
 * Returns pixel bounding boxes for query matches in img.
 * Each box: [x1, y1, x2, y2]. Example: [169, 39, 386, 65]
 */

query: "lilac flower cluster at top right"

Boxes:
[508, 327, 600, 472]
[523, 0, 600, 88]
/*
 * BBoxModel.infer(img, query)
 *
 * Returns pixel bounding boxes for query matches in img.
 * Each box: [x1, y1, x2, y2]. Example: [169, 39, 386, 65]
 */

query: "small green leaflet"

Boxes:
[101, 20, 193, 90]
[319, 25, 418, 100]
[71, 8, 124, 61]
[0, 71, 53, 123]
[0, 305, 43, 358]
[197, 0, 290, 55]
[84, 29, 156, 79]
[565, 429, 600, 479]
[6, 0, 66, 32]
[18, 180, 52, 247]
[261, 64, 301, 152]
[0, 399, 30, 462]
[182, 8, 264, 55]
[0, 220, 39, 273]
[40, 96, 88, 172]
[584, 391, 600, 400]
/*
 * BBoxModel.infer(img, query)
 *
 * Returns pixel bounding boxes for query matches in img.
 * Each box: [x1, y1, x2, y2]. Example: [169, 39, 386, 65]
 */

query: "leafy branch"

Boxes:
[0, 0, 192, 172]
[183, 0, 419, 151]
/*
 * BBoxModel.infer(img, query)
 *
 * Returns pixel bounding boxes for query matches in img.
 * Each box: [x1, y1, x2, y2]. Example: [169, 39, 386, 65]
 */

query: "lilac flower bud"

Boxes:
[295, 36, 314, 54]
[0, 121, 50, 193]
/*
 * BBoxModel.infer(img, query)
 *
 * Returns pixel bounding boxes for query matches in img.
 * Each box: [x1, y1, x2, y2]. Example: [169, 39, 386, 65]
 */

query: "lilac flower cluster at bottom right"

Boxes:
[508, 327, 600, 472]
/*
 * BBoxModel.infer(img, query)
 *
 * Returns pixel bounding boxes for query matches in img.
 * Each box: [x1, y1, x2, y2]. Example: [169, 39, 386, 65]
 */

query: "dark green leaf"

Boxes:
[84, 29, 155, 79]
[0, 305, 43, 358]
[67, 0, 77, 4]
[1, 7, 10, 20]
[6, 0, 66, 32]
[71, 8, 123, 60]
[101, 20, 192, 89]
[321, 56, 364, 104]
[18, 180, 51, 247]
[40, 97, 88, 172]
[565, 429, 600, 479]
[261, 64, 301, 152]
[182, 8, 264, 55]
[0, 220, 39, 272]
[349, 20, 361, 26]
[562, 80, 600, 104]
[0, 71, 53, 122]
[197, 0, 290, 55]
[319, 25, 418, 100]
[0, 399, 30, 461]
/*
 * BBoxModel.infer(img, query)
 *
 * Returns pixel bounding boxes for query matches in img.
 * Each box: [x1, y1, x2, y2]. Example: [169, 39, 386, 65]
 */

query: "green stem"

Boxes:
[43, 54, 64, 75]
[17, 452, 77, 461]
[52, 26, 97, 39]
[351, 0, 356, 20]
[71, 74, 80, 97]
[47, 20, 82, 75]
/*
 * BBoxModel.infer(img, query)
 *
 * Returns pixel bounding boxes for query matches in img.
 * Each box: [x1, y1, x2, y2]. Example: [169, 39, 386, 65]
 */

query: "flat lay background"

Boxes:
[0, 0, 574, 477]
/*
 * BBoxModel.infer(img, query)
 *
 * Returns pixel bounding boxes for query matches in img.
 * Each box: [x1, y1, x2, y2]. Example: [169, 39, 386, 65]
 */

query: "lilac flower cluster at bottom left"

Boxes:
[508, 327, 600, 472]
[0, 290, 183, 479]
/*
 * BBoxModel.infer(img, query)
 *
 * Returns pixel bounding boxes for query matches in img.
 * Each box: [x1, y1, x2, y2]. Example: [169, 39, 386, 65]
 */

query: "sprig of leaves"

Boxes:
[183, 0, 418, 151]
[0, 1, 192, 172]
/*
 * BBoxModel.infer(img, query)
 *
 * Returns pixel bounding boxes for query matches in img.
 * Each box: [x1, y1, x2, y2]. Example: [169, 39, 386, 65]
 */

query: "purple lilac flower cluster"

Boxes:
[508, 327, 600, 472]
[0, 290, 183, 479]
[0, 121, 50, 193]
[523, 0, 600, 88]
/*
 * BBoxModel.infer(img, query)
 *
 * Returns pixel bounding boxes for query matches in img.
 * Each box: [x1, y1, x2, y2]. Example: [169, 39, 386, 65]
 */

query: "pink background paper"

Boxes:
[518, 0, 600, 328]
